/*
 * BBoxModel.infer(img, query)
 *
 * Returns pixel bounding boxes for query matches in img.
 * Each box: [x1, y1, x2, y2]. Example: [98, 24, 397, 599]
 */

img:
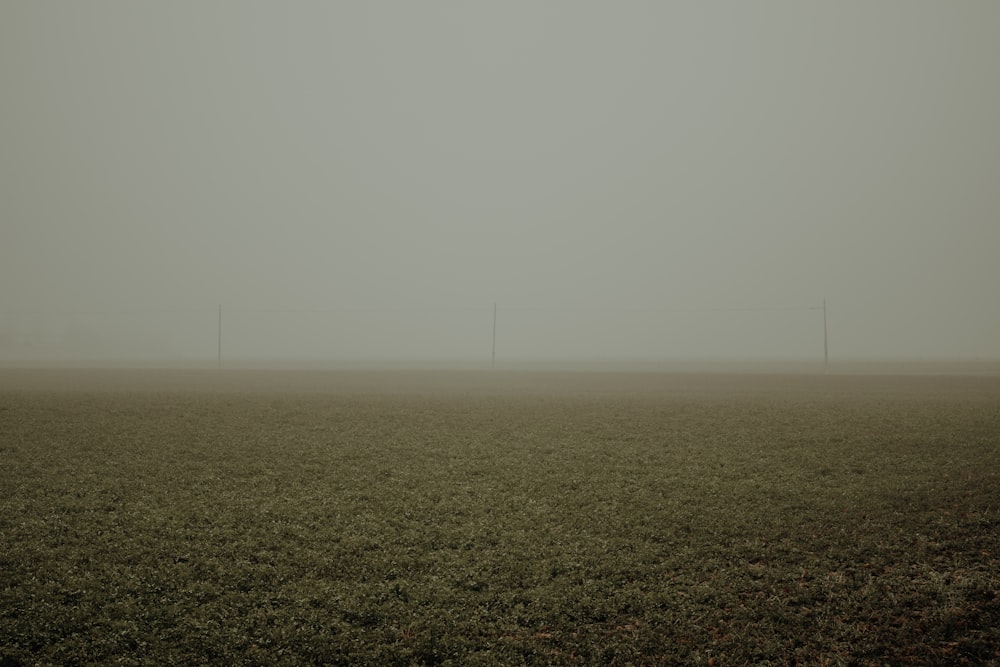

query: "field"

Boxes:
[1, 369, 998, 665]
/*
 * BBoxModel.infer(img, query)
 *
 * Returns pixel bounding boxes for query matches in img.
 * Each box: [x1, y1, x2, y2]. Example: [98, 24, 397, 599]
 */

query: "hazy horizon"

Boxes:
[3, 2, 998, 366]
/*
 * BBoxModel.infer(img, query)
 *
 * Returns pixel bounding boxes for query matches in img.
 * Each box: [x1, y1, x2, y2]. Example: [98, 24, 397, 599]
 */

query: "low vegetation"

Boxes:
[1, 372, 998, 665]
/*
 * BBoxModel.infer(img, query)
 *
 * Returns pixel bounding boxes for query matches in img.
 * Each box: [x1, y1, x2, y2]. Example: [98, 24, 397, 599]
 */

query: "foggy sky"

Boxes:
[2, 2, 999, 364]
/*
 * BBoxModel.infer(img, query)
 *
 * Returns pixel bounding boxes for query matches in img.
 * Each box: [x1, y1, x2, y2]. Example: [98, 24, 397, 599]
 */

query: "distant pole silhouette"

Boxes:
[823, 298, 828, 373]
[491, 302, 497, 369]
[218, 304, 222, 369]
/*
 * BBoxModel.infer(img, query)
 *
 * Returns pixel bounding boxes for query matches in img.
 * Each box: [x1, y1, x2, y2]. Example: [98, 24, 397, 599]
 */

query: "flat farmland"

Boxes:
[1, 369, 998, 665]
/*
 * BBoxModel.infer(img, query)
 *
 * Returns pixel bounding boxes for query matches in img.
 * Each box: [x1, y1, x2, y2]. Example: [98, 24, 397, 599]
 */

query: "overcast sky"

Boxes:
[2, 1, 998, 364]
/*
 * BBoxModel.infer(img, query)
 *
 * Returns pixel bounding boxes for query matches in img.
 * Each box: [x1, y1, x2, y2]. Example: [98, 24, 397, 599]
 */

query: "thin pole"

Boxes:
[822, 298, 828, 374]
[218, 304, 222, 369]
[491, 302, 497, 369]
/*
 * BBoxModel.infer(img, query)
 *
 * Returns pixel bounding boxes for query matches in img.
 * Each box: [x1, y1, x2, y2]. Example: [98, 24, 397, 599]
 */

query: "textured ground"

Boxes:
[1, 369, 998, 665]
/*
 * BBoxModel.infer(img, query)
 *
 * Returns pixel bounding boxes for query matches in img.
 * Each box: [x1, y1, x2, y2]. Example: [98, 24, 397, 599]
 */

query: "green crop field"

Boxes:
[1, 370, 998, 665]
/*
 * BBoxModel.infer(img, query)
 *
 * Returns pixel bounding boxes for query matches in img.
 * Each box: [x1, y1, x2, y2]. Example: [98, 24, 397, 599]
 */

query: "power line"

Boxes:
[498, 305, 822, 313]
[1, 308, 220, 316]
[2, 304, 822, 315]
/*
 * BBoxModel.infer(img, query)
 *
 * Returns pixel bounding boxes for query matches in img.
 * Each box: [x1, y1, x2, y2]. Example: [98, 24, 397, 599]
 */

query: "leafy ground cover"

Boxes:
[1, 371, 998, 665]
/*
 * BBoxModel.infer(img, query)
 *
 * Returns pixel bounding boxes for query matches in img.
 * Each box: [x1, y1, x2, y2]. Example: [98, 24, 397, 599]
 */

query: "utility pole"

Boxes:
[823, 298, 828, 374]
[218, 304, 222, 369]
[491, 302, 497, 369]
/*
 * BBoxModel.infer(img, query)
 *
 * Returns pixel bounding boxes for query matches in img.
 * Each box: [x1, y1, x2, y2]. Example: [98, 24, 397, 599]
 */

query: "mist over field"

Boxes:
[3, 7, 1000, 660]
[2, 2, 999, 367]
